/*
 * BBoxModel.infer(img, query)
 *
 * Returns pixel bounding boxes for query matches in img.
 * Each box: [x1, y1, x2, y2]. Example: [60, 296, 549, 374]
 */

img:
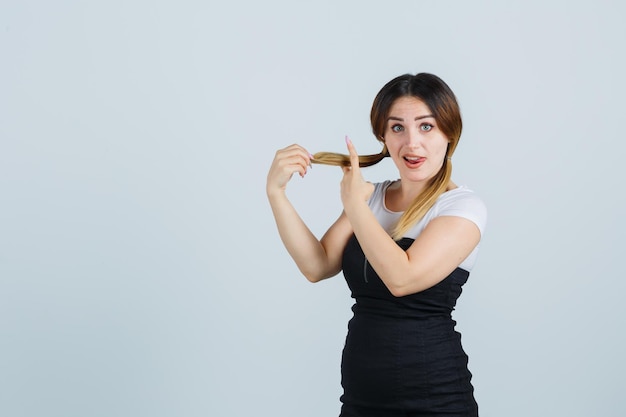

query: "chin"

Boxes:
[402, 169, 439, 182]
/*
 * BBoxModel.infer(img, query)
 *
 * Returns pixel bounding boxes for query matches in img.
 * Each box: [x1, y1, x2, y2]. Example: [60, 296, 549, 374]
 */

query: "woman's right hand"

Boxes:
[266, 144, 313, 196]
[266, 143, 353, 282]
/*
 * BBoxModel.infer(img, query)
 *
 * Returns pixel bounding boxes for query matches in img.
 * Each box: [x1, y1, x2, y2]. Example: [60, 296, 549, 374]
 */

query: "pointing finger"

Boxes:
[345, 135, 360, 172]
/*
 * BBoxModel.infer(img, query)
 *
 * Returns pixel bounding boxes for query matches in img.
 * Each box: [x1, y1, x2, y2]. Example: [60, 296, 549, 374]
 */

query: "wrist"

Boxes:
[266, 186, 287, 202]
[342, 198, 368, 216]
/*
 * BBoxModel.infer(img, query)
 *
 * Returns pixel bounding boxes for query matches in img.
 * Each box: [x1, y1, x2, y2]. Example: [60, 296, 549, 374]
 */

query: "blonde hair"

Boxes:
[393, 157, 452, 240]
[315, 73, 462, 241]
[311, 144, 390, 168]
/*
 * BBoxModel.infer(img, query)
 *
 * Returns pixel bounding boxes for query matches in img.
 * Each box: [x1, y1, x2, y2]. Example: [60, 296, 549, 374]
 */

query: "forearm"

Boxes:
[344, 201, 413, 295]
[267, 190, 334, 281]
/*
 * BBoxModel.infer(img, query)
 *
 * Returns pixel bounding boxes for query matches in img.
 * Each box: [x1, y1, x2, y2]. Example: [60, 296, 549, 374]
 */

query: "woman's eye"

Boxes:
[391, 124, 404, 133]
[420, 123, 433, 132]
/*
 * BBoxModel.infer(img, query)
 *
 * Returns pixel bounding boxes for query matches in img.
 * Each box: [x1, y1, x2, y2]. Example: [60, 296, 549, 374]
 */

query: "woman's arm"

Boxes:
[340, 140, 481, 296]
[267, 144, 353, 282]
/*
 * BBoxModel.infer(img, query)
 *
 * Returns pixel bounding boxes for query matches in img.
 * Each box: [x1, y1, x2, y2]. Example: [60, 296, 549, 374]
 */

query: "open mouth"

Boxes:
[403, 156, 425, 166]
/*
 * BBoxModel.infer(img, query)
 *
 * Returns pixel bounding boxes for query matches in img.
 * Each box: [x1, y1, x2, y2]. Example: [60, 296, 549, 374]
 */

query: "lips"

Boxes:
[403, 155, 426, 167]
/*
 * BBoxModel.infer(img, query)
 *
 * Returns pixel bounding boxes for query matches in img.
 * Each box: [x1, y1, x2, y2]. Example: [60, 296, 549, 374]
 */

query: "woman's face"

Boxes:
[383, 96, 449, 186]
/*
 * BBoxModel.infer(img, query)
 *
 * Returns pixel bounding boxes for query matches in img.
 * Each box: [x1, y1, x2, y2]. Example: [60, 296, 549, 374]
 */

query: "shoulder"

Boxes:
[368, 180, 396, 205]
[367, 180, 402, 233]
[434, 186, 488, 236]
[371, 180, 396, 194]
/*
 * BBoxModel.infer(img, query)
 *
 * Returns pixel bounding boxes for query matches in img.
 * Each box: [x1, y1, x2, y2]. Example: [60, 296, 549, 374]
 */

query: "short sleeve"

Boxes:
[436, 190, 488, 237]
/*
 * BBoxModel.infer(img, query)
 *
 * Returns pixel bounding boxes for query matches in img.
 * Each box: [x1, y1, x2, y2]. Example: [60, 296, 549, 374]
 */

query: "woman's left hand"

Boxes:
[341, 136, 374, 211]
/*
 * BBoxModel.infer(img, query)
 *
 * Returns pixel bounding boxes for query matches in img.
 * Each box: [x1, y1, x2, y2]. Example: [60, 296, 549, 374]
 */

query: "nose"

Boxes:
[407, 127, 423, 148]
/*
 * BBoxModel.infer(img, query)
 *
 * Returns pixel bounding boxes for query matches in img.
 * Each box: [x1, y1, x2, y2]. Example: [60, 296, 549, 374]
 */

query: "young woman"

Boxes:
[266, 73, 487, 416]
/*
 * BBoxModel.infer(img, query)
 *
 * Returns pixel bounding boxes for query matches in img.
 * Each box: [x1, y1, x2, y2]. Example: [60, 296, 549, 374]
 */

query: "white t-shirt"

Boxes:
[368, 180, 487, 271]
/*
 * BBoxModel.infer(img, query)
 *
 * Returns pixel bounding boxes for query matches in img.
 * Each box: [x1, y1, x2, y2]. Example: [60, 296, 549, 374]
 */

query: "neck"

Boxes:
[386, 179, 428, 212]
[387, 179, 456, 212]
[398, 180, 427, 203]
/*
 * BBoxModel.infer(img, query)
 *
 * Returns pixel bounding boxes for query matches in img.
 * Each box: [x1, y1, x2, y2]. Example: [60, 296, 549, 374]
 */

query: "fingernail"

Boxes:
[345, 135, 351, 145]
[309, 153, 314, 159]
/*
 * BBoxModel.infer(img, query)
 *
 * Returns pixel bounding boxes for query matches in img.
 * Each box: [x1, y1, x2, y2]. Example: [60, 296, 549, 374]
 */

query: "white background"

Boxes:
[1, 1, 624, 416]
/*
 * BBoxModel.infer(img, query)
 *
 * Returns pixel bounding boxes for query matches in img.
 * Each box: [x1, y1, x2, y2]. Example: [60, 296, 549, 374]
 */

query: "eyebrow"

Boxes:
[387, 115, 435, 122]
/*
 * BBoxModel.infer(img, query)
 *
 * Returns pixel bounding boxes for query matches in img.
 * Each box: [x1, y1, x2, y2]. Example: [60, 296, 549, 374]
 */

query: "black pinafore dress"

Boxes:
[339, 235, 479, 417]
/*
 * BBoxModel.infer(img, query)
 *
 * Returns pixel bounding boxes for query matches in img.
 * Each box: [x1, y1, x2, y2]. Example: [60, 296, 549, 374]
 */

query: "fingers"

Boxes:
[268, 144, 313, 192]
[278, 144, 313, 166]
[276, 145, 312, 173]
[345, 135, 360, 172]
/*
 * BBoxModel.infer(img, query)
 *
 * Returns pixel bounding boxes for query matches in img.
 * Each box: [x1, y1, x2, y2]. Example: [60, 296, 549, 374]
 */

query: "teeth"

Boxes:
[405, 157, 419, 161]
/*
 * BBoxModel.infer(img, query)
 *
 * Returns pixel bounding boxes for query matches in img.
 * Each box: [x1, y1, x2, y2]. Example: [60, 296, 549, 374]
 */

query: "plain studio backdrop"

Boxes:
[1, 1, 624, 416]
